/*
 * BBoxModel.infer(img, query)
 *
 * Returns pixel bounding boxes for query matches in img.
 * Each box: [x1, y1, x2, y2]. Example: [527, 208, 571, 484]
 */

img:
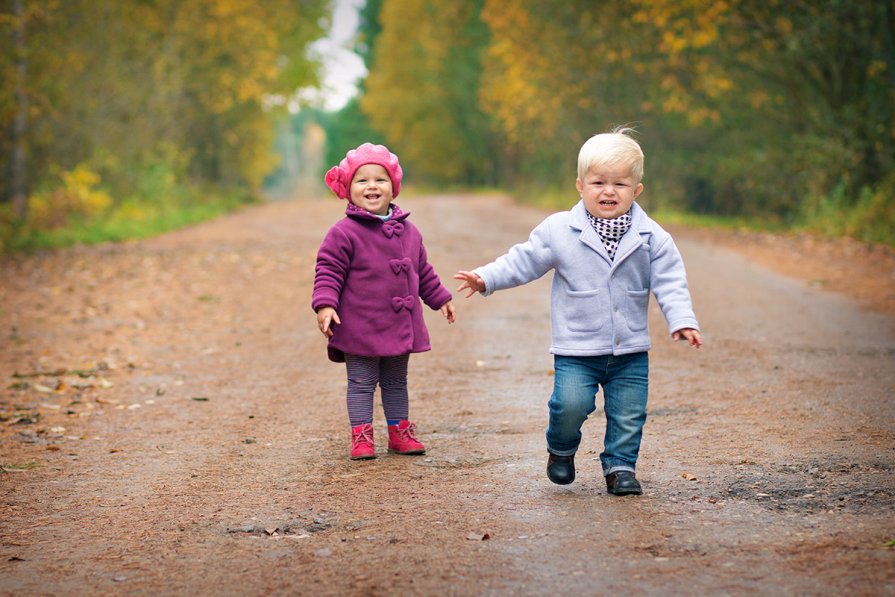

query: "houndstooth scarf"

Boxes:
[587, 211, 632, 261]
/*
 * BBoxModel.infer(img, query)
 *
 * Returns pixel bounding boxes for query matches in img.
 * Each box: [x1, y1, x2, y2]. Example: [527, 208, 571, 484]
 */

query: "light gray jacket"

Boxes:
[475, 200, 699, 356]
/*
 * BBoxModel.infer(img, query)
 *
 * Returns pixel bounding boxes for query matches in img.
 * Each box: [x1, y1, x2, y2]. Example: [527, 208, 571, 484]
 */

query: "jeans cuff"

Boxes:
[547, 447, 577, 457]
[604, 465, 636, 476]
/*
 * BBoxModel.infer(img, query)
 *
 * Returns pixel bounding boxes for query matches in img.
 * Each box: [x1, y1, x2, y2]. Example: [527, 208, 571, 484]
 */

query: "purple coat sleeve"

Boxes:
[312, 226, 350, 312]
[417, 241, 452, 310]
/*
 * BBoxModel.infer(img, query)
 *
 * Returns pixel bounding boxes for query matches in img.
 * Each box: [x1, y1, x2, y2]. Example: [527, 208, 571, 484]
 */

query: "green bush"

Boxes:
[798, 173, 895, 246]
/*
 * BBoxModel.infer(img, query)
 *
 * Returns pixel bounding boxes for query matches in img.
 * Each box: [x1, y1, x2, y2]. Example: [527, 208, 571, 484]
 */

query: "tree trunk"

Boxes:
[12, 0, 28, 221]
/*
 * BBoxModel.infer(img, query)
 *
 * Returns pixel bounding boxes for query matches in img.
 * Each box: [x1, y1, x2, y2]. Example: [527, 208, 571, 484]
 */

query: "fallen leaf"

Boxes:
[681, 473, 697, 481]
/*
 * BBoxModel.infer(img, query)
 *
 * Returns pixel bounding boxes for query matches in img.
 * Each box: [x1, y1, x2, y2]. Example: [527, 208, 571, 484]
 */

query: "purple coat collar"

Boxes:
[345, 202, 409, 222]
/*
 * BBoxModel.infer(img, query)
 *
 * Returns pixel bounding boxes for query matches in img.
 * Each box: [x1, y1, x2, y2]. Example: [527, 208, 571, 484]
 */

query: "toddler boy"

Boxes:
[455, 129, 701, 495]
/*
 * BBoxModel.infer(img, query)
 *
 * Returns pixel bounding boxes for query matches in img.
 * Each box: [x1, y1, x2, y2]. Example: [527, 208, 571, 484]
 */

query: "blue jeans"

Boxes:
[545, 352, 649, 475]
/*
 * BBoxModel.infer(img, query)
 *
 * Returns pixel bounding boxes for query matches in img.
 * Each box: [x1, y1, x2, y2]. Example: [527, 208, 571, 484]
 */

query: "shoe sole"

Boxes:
[547, 474, 575, 485]
[607, 487, 642, 496]
[387, 449, 425, 455]
[350, 454, 376, 460]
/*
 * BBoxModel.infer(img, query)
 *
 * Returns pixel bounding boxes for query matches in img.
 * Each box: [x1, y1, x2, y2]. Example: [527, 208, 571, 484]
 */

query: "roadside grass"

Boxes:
[2, 182, 891, 252]
[1, 188, 256, 254]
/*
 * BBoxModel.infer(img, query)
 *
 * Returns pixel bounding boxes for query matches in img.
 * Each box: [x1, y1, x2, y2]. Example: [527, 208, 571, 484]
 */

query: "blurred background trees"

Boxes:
[2, 0, 893, 248]
[324, 0, 894, 242]
[0, 0, 325, 243]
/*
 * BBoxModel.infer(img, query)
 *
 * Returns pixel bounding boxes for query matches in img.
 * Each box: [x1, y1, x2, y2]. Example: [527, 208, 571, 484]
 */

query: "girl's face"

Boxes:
[349, 164, 393, 216]
[576, 164, 643, 220]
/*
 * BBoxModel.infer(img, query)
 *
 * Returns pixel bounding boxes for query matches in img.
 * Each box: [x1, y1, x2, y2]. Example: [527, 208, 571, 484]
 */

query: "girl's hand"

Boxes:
[441, 301, 456, 324]
[673, 328, 702, 348]
[453, 271, 485, 298]
[316, 307, 340, 338]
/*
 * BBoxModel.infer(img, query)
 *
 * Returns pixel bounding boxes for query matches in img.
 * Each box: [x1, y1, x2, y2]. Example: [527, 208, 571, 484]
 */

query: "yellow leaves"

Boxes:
[692, 29, 717, 48]
[27, 165, 112, 229]
[662, 94, 688, 115]
[868, 60, 887, 78]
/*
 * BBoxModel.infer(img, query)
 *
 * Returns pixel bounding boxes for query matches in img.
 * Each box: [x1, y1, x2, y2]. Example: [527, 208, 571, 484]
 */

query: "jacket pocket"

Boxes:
[625, 289, 650, 331]
[564, 288, 604, 332]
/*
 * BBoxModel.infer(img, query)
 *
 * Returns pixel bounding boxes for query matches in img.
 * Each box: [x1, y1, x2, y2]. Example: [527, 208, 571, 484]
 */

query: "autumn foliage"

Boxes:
[0, 0, 326, 240]
[349, 0, 894, 240]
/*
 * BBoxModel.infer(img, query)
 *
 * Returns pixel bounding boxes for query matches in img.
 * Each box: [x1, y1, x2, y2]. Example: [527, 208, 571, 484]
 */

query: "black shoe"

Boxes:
[605, 471, 642, 495]
[547, 452, 575, 485]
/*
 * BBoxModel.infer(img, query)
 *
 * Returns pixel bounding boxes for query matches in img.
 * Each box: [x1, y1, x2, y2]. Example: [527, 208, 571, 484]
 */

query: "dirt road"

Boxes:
[1, 194, 893, 596]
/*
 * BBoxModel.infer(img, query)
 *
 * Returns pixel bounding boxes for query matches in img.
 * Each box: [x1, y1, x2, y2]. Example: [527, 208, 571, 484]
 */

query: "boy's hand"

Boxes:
[673, 328, 702, 348]
[453, 271, 485, 298]
[316, 307, 340, 338]
[441, 301, 456, 324]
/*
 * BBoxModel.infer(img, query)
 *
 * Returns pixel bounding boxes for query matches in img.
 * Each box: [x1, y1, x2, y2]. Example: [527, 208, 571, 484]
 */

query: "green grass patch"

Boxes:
[1, 187, 256, 254]
[795, 182, 895, 246]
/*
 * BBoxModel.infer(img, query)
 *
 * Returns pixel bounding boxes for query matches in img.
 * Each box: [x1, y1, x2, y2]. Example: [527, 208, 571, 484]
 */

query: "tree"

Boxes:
[0, 0, 328, 217]
[361, 0, 501, 186]
[10, 0, 27, 220]
[478, 0, 894, 217]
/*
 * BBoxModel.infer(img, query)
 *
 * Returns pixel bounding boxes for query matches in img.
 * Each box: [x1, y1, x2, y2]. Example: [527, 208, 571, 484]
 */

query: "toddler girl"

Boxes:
[312, 143, 456, 459]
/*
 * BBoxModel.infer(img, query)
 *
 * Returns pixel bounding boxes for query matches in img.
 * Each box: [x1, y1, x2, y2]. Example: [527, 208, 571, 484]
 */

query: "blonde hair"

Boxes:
[577, 126, 644, 183]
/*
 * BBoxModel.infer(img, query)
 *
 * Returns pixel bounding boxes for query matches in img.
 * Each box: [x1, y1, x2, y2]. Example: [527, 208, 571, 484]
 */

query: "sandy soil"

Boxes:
[1, 194, 893, 596]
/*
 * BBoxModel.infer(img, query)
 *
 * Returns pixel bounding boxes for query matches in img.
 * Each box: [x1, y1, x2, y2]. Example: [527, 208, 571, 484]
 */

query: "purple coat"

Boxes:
[312, 202, 452, 363]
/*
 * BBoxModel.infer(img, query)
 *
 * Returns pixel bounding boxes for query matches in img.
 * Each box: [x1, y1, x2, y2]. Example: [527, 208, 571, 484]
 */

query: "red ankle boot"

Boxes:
[350, 423, 376, 460]
[387, 420, 426, 455]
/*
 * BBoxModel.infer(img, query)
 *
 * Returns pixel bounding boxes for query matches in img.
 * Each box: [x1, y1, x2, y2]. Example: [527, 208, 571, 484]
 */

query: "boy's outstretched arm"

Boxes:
[454, 271, 485, 298]
[672, 328, 702, 348]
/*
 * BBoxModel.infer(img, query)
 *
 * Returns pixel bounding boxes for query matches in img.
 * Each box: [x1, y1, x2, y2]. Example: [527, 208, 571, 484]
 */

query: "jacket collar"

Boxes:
[570, 200, 647, 266]
[345, 201, 409, 222]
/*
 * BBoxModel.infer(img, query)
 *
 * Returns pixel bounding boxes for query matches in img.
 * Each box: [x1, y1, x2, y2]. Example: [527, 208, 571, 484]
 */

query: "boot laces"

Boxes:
[396, 423, 418, 442]
[352, 425, 374, 448]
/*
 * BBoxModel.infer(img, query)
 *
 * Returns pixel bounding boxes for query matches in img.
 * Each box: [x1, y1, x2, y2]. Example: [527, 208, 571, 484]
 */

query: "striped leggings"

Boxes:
[344, 353, 410, 427]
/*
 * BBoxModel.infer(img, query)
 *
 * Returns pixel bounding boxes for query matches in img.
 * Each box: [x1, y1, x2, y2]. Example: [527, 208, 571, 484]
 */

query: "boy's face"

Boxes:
[350, 164, 393, 216]
[577, 164, 643, 220]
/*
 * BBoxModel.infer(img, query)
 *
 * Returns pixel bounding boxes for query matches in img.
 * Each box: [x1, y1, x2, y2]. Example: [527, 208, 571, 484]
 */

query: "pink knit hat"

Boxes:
[324, 143, 403, 200]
